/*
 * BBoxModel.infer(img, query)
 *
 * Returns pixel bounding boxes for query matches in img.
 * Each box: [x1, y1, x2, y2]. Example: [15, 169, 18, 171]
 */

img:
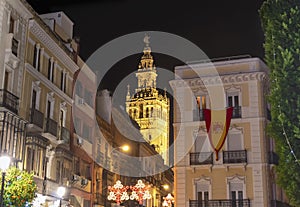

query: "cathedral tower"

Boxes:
[126, 35, 170, 165]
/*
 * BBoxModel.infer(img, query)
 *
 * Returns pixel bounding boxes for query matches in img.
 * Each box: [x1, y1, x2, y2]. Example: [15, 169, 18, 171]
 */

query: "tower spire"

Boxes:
[138, 34, 155, 71]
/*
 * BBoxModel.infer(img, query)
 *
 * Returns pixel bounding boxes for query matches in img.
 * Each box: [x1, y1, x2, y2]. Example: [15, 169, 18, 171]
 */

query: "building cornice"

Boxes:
[170, 72, 267, 88]
[28, 19, 79, 74]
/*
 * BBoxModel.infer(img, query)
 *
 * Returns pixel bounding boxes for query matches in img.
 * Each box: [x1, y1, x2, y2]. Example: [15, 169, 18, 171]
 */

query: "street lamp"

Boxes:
[111, 145, 130, 155]
[57, 186, 66, 207]
[0, 152, 11, 207]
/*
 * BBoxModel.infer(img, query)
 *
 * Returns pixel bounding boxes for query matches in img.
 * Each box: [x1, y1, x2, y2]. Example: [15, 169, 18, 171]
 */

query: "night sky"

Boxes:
[26, 0, 267, 164]
[27, 0, 266, 91]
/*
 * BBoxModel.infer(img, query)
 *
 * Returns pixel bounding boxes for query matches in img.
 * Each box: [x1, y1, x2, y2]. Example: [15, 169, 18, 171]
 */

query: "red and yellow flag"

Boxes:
[203, 107, 233, 161]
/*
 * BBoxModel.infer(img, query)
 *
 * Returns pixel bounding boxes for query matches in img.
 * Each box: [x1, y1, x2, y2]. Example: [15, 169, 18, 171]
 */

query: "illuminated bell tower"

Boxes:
[126, 35, 170, 165]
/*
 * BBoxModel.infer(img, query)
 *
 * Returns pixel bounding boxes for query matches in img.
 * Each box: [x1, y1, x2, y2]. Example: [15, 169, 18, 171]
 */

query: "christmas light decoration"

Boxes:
[130, 179, 151, 204]
[163, 193, 174, 206]
[107, 180, 129, 204]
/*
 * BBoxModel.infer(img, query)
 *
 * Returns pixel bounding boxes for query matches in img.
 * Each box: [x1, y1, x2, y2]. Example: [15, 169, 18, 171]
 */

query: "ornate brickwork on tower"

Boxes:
[126, 35, 170, 165]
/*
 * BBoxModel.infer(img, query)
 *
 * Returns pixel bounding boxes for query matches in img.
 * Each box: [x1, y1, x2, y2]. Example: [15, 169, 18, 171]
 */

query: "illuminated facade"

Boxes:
[171, 57, 290, 207]
[0, 0, 32, 172]
[126, 36, 170, 165]
[21, 8, 80, 207]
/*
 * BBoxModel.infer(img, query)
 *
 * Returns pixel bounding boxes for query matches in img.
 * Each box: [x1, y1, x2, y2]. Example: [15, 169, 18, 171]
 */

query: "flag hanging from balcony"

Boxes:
[203, 107, 233, 161]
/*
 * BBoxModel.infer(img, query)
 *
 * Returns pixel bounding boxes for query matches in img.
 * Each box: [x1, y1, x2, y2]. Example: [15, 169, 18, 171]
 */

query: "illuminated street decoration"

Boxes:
[163, 193, 174, 206]
[130, 179, 152, 204]
[108, 179, 152, 205]
[107, 180, 129, 204]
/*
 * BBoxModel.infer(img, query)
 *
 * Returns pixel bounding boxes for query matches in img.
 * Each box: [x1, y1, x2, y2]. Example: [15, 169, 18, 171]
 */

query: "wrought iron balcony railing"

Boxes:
[223, 150, 247, 164]
[30, 108, 44, 129]
[0, 89, 19, 114]
[190, 152, 213, 165]
[232, 106, 242, 118]
[193, 109, 205, 121]
[189, 199, 251, 207]
[45, 117, 58, 137]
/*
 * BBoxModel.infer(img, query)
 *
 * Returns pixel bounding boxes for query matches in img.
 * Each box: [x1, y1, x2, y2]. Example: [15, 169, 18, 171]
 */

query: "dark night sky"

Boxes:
[27, 0, 266, 91]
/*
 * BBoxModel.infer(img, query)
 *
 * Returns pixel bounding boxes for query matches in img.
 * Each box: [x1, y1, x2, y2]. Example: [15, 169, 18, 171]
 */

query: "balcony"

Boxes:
[60, 126, 70, 143]
[190, 152, 213, 165]
[269, 151, 279, 165]
[189, 199, 251, 207]
[223, 150, 247, 164]
[44, 117, 58, 140]
[271, 200, 291, 207]
[232, 106, 242, 118]
[28, 108, 44, 132]
[0, 89, 19, 114]
[193, 109, 205, 121]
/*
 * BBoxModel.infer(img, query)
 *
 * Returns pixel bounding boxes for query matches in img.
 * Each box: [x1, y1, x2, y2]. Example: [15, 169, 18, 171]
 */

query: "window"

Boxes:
[230, 183, 244, 207]
[56, 160, 61, 182]
[139, 104, 143, 118]
[31, 90, 37, 110]
[227, 132, 243, 151]
[227, 176, 245, 207]
[227, 92, 241, 118]
[26, 148, 35, 172]
[84, 89, 92, 106]
[146, 107, 149, 118]
[193, 95, 206, 121]
[227, 94, 239, 107]
[83, 124, 91, 142]
[60, 71, 67, 92]
[195, 178, 211, 206]
[9, 16, 15, 33]
[75, 81, 83, 97]
[33, 44, 40, 71]
[48, 58, 54, 82]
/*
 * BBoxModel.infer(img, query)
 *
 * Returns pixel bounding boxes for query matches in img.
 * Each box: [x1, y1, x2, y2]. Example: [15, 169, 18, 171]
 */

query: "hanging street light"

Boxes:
[57, 186, 66, 207]
[130, 179, 152, 205]
[107, 180, 129, 205]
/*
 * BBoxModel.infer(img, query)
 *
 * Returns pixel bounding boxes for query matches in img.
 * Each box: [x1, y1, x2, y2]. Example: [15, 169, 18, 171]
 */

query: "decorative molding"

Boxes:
[171, 72, 267, 88]
[28, 19, 79, 74]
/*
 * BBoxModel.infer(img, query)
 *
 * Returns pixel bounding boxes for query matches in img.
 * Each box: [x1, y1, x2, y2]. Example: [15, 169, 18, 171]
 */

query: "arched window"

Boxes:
[139, 104, 143, 118]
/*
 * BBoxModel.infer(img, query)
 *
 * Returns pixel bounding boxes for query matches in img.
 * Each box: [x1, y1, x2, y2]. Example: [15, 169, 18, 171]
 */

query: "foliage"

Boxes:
[260, 0, 300, 206]
[0, 167, 37, 207]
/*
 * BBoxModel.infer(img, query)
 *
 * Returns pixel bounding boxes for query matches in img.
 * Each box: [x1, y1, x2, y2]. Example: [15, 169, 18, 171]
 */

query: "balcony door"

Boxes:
[229, 182, 244, 207]
[197, 191, 209, 207]
[231, 190, 243, 207]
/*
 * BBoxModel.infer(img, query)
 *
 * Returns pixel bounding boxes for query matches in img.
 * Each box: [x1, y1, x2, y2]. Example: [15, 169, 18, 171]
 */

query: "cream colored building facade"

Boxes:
[171, 57, 289, 207]
[126, 37, 170, 165]
[20, 9, 80, 206]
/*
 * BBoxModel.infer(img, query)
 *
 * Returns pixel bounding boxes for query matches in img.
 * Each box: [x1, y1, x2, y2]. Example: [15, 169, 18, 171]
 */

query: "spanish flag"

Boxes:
[203, 107, 233, 161]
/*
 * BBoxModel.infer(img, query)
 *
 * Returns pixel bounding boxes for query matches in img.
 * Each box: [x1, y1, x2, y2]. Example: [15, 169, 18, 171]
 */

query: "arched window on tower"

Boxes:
[146, 108, 149, 118]
[151, 107, 154, 117]
[139, 104, 143, 118]
[133, 109, 137, 118]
